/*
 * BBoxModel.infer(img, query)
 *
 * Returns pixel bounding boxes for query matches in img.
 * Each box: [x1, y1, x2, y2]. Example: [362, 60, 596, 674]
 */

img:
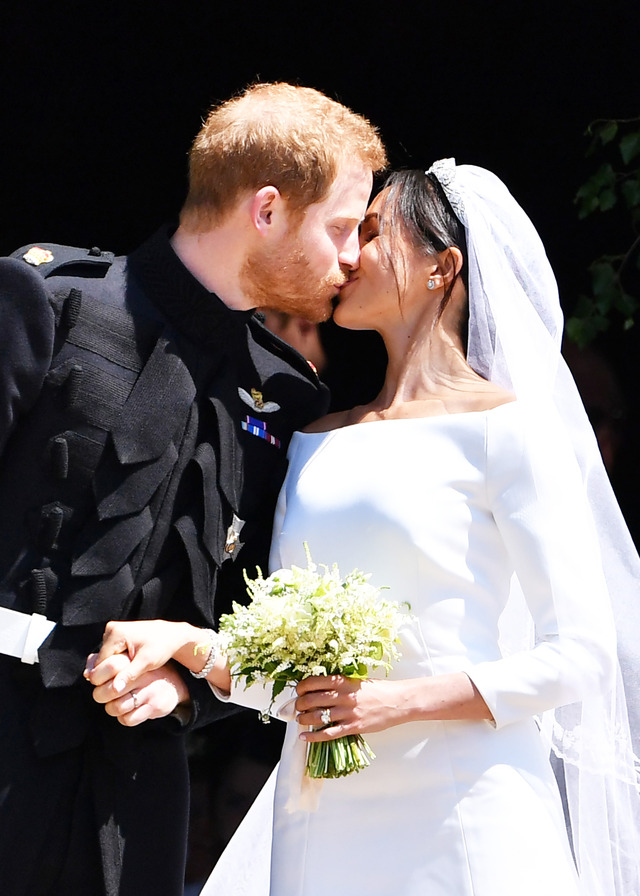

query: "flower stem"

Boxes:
[305, 734, 376, 778]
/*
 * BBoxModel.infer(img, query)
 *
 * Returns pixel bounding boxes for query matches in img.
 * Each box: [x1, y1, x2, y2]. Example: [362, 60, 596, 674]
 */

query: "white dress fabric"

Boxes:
[204, 400, 616, 896]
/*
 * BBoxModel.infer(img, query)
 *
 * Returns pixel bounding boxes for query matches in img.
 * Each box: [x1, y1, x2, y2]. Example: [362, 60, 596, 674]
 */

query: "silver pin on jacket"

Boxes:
[224, 514, 245, 559]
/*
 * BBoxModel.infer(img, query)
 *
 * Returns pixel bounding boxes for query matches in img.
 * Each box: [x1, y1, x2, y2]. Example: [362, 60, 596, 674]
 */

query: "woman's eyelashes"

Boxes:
[359, 222, 378, 244]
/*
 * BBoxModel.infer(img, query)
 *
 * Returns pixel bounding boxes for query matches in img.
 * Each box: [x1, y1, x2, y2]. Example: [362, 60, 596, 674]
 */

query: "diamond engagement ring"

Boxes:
[320, 708, 332, 726]
[131, 690, 138, 710]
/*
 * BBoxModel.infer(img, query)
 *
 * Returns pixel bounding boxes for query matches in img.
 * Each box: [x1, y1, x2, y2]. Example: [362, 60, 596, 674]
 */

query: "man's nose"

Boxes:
[339, 229, 361, 270]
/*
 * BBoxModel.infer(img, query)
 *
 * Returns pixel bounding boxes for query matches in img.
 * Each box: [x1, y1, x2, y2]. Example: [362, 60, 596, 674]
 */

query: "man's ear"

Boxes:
[250, 186, 283, 235]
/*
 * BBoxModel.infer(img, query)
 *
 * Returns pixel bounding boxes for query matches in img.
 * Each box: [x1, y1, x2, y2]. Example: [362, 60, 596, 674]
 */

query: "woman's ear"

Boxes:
[250, 186, 283, 235]
[425, 247, 463, 291]
[440, 247, 463, 284]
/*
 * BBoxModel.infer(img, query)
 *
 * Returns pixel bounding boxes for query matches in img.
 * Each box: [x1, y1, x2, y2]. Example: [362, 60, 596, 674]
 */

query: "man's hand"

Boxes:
[83, 619, 195, 726]
[88, 651, 190, 727]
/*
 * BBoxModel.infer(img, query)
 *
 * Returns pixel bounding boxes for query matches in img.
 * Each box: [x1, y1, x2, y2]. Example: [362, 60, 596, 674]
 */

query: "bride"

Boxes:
[87, 160, 640, 895]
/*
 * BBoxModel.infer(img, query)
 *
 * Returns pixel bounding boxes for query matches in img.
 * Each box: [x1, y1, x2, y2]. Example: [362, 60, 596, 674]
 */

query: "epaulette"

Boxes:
[10, 243, 115, 279]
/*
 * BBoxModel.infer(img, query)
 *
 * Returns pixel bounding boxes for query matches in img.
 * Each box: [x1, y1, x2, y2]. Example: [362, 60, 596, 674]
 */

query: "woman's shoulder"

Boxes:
[301, 408, 352, 433]
[463, 382, 516, 414]
[485, 396, 581, 492]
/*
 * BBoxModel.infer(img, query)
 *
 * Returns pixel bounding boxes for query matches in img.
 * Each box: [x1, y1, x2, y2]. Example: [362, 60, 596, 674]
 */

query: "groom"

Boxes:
[0, 82, 386, 896]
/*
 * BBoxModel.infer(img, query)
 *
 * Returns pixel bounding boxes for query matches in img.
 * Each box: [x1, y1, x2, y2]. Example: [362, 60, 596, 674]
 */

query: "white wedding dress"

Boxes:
[203, 401, 615, 896]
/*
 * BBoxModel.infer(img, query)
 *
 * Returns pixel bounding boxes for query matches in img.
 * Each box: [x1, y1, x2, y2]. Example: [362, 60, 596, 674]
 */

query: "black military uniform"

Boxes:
[0, 227, 328, 896]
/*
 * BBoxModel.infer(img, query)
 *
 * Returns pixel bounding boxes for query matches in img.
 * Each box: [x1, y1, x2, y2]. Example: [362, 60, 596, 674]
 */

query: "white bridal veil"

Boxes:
[427, 158, 640, 896]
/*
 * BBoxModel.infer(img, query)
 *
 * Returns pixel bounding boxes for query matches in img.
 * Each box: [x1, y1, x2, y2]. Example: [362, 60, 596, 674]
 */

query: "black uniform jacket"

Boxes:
[0, 228, 328, 895]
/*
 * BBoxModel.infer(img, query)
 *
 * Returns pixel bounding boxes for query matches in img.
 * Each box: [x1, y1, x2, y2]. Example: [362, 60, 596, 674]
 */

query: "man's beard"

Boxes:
[240, 239, 343, 323]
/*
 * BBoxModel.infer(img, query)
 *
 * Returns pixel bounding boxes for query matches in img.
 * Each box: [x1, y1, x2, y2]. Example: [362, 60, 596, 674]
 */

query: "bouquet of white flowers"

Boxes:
[218, 546, 406, 779]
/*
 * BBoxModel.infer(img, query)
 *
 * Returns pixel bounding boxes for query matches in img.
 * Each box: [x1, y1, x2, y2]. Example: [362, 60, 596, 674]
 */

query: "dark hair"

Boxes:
[377, 169, 469, 342]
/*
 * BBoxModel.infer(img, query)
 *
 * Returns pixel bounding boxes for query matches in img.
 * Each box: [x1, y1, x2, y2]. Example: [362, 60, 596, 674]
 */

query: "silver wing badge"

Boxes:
[238, 387, 280, 413]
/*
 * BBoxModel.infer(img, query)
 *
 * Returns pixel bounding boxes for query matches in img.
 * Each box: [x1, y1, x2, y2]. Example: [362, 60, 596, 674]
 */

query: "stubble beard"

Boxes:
[240, 239, 343, 324]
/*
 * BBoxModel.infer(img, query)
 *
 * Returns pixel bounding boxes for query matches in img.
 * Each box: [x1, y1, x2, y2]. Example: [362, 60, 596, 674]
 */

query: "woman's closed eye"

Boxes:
[359, 223, 378, 245]
[359, 212, 379, 245]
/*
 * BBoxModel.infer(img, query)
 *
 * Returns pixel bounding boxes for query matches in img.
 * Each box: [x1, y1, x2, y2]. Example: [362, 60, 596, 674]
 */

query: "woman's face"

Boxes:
[333, 189, 434, 333]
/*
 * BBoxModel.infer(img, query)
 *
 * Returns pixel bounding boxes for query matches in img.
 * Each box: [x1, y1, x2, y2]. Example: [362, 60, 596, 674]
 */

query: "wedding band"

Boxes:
[131, 690, 138, 710]
[320, 707, 331, 726]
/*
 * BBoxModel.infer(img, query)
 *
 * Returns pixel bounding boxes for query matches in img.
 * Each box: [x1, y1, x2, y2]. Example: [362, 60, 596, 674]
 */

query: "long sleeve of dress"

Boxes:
[468, 401, 617, 728]
[210, 676, 298, 721]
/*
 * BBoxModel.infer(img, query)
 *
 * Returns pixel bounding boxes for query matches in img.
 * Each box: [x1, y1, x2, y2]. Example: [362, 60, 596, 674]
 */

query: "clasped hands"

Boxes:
[84, 619, 411, 735]
[84, 620, 194, 727]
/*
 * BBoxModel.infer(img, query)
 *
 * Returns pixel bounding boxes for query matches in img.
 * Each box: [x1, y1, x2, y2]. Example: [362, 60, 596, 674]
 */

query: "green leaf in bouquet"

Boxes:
[225, 545, 408, 778]
[354, 662, 369, 678]
[272, 678, 288, 700]
[262, 661, 281, 674]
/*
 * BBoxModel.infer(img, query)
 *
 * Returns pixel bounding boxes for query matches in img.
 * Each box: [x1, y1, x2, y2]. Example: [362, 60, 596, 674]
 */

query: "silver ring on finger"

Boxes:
[320, 707, 331, 726]
[131, 689, 138, 710]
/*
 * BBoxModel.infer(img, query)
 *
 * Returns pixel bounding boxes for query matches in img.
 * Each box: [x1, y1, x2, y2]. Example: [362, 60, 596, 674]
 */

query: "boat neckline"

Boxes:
[297, 399, 518, 436]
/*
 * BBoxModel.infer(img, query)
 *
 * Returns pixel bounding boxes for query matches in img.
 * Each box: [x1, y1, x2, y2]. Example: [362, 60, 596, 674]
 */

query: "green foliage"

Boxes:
[568, 117, 640, 348]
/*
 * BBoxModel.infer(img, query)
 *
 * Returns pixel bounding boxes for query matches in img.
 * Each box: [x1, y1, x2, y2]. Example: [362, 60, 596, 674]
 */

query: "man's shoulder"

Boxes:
[1, 242, 128, 317]
[0, 241, 167, 364]
[7, 242, 117, 280]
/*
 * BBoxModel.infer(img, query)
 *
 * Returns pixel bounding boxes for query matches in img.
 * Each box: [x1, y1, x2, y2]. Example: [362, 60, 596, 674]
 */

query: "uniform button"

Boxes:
[51, 436, 69, 479]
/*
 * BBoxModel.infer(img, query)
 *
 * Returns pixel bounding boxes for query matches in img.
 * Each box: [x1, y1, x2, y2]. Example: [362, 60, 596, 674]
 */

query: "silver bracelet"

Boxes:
[190, 629, 219, 679]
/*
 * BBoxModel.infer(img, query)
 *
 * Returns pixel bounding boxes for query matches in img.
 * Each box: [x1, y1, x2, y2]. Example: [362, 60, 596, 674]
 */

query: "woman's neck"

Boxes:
[377, 306, 475, 405]
[347, 305, 511, 424]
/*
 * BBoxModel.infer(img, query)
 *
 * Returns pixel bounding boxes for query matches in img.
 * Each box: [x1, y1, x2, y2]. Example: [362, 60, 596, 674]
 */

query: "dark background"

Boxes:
[2, 0, 638, 300]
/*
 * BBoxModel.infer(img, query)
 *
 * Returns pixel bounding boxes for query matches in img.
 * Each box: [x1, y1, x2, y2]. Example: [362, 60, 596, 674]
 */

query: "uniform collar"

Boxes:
[128, 225, 255, 348]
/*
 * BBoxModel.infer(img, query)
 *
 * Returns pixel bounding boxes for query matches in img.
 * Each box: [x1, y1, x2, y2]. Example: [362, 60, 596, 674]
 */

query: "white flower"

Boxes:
[219, 545, 407, 694]
[218, 546, 409, 779]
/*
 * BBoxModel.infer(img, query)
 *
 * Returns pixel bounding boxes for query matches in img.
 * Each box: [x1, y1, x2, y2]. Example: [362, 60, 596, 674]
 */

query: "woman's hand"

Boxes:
[84, 619, 196, 693]
[84, 618, 231, 706]
[295, 671, 493, 742]
[295, 675, 410, 742]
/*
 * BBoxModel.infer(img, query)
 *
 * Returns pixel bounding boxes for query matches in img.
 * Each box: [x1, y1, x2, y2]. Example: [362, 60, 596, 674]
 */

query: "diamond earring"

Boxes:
[427, 278, 436, 290]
